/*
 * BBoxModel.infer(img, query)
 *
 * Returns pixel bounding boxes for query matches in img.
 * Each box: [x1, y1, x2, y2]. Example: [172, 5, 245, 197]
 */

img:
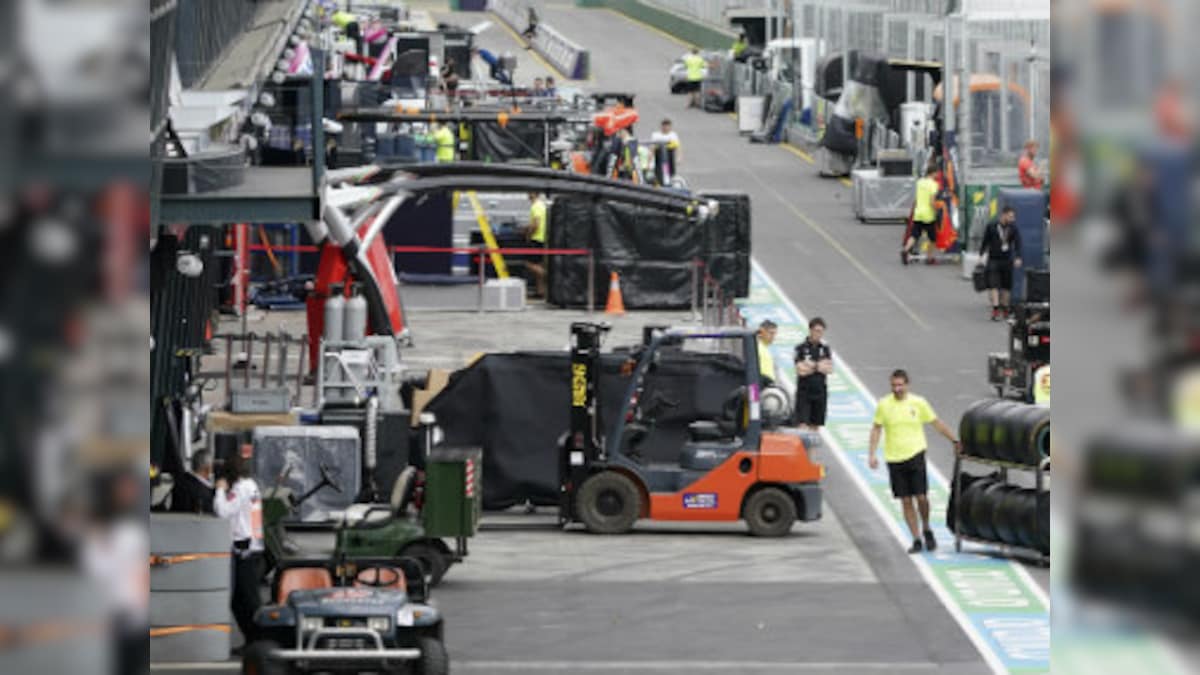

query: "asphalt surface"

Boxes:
[153, 6, 1046, 673]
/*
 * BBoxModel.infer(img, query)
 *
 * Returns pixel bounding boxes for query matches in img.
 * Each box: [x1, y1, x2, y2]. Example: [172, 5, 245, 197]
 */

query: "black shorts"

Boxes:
[887, 451, 928, 498]
[683, 80, 702, 93]
[793, 393, 827, 426]
[985, 259, 1014, 290]
[910, 219, 937, 245]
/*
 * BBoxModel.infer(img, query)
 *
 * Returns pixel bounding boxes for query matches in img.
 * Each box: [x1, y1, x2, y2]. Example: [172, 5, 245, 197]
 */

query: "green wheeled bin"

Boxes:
[423, 447, 483, 554]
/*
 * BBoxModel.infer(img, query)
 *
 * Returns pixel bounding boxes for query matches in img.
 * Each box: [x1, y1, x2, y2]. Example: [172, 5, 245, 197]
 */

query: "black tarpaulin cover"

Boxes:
[469, 120, 547, 163]
[546, 191, 750, 308]
[424, 350, 745, 509]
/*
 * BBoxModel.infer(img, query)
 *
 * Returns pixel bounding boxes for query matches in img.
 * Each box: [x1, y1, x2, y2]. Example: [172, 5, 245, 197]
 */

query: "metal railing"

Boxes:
[692, 258, 745, 328]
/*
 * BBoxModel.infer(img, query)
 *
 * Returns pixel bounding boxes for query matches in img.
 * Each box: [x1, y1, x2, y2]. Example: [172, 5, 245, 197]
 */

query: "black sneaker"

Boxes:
[907, 539, 923, 554]
[924, 530, 937, 552]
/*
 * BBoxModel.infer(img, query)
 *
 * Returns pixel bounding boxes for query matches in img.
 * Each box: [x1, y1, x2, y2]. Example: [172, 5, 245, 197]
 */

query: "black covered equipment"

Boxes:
[546, 191, 750, 309]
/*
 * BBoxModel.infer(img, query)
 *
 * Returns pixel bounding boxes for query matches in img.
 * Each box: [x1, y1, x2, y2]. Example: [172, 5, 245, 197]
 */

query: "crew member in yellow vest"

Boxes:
[756, 320, 778, 386]
[732, 32, 748, 59]
[682, 48, 706, 109]
[433, 122, 456, 163]
[523, 192, 548, 298]
[1033, 364, 1050, 405]
[903, 163, 941, 263]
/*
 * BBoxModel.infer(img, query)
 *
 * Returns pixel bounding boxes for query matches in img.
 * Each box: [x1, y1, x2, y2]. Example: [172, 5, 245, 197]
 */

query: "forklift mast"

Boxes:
[560, 322, 610, 521]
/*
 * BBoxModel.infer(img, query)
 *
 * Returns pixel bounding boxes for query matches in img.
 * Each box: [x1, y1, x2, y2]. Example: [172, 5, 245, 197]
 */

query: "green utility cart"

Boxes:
[336, 446, 483, 586]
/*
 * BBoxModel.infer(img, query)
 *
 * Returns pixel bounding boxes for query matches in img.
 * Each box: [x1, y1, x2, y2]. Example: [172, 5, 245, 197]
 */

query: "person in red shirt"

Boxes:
[1018, 140, 1045, 189]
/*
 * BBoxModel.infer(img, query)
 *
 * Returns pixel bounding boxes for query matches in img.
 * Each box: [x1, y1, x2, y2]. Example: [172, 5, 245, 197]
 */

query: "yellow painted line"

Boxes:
[781, 142, 814, 165]
[782, 142, 852, 187]
[602, 7, 696, 49]
[465, 191, 510, 279]
[490, 12, 582, 82]
[741, 168, 931, 332]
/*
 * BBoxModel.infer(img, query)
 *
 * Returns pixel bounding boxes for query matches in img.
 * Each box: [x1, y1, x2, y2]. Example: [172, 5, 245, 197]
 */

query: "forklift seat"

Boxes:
[687, 421, 726, 442]
[336, 467, 417, 527]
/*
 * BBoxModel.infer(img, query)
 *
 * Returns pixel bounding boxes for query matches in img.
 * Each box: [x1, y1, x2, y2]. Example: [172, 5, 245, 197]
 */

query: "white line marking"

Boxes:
[457, 661, 939, 671]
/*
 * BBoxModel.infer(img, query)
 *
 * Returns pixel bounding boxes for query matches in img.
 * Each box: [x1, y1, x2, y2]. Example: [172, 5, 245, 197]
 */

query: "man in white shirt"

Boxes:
[214, 446, 264, 645]
[650, 118, 681, 186]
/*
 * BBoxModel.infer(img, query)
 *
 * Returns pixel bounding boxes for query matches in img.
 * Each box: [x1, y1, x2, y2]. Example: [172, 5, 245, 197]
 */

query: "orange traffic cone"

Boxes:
[605, 271, 626, 315]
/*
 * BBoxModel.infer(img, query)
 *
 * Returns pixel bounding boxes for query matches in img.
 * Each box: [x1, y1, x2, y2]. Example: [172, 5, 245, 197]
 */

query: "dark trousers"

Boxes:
[231, 551, 264, 643]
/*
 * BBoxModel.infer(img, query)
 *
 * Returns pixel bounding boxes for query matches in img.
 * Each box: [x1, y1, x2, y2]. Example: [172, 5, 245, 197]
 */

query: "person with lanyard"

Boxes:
[1018, 140, 1045, 190]
[902, 163, 941, 264]
[433, 121, 456, 163]
[650, 118, 681, 185]
[756, 320, 778, 387]
[682, 48, 706, 109]
[523, 192, 548, 298]
[868, 370, 961, 554]
[792, 317, 833, 431]
[214, 446, 265, 646]
[979, 205, 1024, 321]
[731, 31, 748, 59]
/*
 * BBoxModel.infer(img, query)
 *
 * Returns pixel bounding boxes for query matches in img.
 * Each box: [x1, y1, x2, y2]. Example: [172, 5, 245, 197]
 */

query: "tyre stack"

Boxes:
[948, 400, 1050, 556]
[150, 513, 233, 663]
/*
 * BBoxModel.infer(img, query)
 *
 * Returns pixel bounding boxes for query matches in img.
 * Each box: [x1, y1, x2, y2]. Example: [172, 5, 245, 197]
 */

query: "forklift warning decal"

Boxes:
[682, 493, 718, 509]
[572, 363, 588, 407]
[740, 261, 1052, 675]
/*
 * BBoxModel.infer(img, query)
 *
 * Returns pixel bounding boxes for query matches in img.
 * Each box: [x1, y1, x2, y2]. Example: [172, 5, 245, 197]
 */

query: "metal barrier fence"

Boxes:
[173, 0, 261, 87]
[244, 243, 599, 312]
[243, 244, 744, 317]
[692, 258, 745, 328]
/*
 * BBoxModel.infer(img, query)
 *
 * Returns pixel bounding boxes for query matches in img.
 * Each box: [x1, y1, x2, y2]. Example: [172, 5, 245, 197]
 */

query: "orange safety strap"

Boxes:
[149, 552, 230, 567]
[150, 624, 232, 638]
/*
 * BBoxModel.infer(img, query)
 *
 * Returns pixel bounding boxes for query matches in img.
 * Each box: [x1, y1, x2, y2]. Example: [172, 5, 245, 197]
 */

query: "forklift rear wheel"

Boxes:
[399, 541, 449, 587]
[744, 488, 797, 537]
[412, 636, 449, 675]
[577, 472, 641, 534]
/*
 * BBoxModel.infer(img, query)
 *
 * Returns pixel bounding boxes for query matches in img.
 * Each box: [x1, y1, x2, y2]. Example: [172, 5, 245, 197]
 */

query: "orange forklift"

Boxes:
[559, 323, 825, 536]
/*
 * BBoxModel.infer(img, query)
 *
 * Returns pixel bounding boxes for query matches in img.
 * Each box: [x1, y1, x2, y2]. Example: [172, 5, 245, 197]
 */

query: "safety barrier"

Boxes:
[246, 243, 599, 312]
[490, 0, 591, 80]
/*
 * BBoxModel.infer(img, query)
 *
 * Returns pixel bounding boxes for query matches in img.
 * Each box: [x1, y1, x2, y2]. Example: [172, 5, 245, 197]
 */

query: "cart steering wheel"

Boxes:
[318, 463, 344, 494]
[355, 565, 402, 588]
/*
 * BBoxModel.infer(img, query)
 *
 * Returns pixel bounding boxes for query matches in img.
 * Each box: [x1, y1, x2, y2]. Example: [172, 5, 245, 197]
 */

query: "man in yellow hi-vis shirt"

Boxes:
[756, 320, 778, 386]
[523, 192, 548, 297]
[682, 48, 706, 109]
[868, 369, 960, 554]
[433, 122, 456, 163]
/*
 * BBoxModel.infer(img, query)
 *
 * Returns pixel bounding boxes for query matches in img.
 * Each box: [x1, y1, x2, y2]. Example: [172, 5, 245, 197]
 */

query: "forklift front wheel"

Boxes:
[744, 487, 797, 537]
[576, 471, 641, 534]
